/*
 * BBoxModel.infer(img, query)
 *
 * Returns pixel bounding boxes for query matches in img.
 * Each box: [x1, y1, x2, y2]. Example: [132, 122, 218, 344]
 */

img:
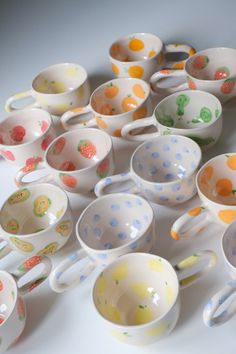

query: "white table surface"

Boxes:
[1, 0, 236, 353]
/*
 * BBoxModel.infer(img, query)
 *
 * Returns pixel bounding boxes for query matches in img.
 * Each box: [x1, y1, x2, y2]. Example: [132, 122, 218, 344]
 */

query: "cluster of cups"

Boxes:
[1, 32, 236, 350]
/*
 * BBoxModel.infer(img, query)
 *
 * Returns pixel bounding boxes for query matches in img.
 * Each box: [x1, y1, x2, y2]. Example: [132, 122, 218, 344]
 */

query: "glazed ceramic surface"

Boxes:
[0, 108, 56, 166]
[15, 128, 115, 194]
[49, 194, 155, 293]
[61, 78, 153, 137]
[121, 90, 222, 150]
[0, 183, 73, 256]
[93, 251, 216, 345]
[171, 153, 236, 240]
[109, 32, 196, 81]
[150, 47, 236, 103]
[95, 135, 201, 206]
[5, 63, 90, 115]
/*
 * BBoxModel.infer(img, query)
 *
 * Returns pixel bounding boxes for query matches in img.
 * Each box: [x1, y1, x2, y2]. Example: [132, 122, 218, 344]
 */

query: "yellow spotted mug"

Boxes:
[171, 153, 236, 241]
[5, 63, 90, 115]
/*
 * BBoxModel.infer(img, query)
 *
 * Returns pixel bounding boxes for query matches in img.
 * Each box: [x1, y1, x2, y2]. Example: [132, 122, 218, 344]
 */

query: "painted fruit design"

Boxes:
[0, 150, 15, 161]
[59, 161, 76, 171]
[6, 219, 19, 234]
[41, 134, 53, 150]
[25, 156, 42, 166]
[18, 255, 42, 272]
[132, 84, 145, 98]
[134, 304, 154, 325]
[10, 125, 26, 142]
[221, 78, 236, 94]
[133, 106, 147, 120]
[187, 77, 197, 90]
[53, 137, 66, 154]
[158, 114, 174, 127]
[104, 83, 119, 98]
[215, 178, 236, 197]
[96, 158, 110, 178]
[17, 297, 25, 321]
[37, 242, 59, 255]
[59, 174, 77, 188]
[96, 116, 108, 129]
[28, 276, 47, 291]
[226, 155, 236, 170]
[78, 140, 96, 159]
[33, 195, 51, 217]
[8, 189, 30, 204]
[214, 67, 230, 80]
[176, 94, 190, 116]
[218, 210, 236, 224]
[122, 96, 138, 112]
[56, 220, 72, 237]
[111, 63, 120, 76]
[129, 38, 144, 51]
[128, 66, 144, 78]
[192, 107, 212, 123]
[193, 55, 209, 70]
[0, 280, 3, 291]
[40, 120, 49, 132]
[10, 236, 34, 253]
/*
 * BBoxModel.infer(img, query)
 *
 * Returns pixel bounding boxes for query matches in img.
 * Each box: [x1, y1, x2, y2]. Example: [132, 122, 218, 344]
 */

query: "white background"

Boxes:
[1, 0, 236, 353]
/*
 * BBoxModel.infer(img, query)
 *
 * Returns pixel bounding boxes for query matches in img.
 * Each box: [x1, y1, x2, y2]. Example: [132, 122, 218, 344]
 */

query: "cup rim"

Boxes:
[108, 32, 163, 64]
[0, 108, 52, 149]
[221, 220, 236, 270]
[0, 270, 18, 327]
[44, 128, 113, 173]
[76, 193, 154, 253]
[92, 252, 179, 329]
[130, 135, 202, 185]
[31, 62, 88, 95]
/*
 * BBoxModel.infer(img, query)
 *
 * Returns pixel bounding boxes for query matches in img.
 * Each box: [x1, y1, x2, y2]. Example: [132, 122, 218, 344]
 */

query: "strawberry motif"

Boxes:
[0, 150, 15, 161]
[214, 67, 230, 80]
[0, 280, 3, 291]
[10, 125, 26, 142]
[26, 156, 42, 166]
[0, 315, 5, 324]
[18, 256, 42, 272]
[78, 139, 96, 159]
[59, 161, 76, 171]
[187, 77, 197, 90]
[193, 55, 209, 70]
[41, 134, 53, 150]
[53, 137, 66, 154]
[59, 173, 77, 188]
[220, 78, 236, 94]
[96, 158, 110, 178]
[40, 120, 49, 132]
[17, 297, 25, 321]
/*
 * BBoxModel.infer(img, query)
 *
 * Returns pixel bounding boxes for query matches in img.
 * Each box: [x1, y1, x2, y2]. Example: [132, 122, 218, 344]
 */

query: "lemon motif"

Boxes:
[8, 189, 30, 204]
[56, 207, 65, 219]
[33, 195, 51, 217]
[50, 80, 66, 93]
[145, 322, 169, 337]
[112, 263, 128, 284]
[148, 258, 164, 272]
[65, 67, 78, 77]
[56, 103, 71, 113]
[6, 219, 19, 234]
[177, 254, 199, 270]
[10, 236, 34, 253]
[56, 220, 72, 237]
[134, 305, 154, 325]
[77, 86, 84, 98]
[165, 284, 174, 305]
[99, 303, 121, 323]
[132, 282, 150, 299]
[96, 273, 107, 294]
[111, 330, 132, 342]
[37, 242, 59, 255]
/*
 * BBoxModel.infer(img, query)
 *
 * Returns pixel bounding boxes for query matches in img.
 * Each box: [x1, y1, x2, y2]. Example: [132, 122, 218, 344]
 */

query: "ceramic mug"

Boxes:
[95, 135, 202, 206]
[121, 90, 223, 150]
[0, 183, 73, 256]
[109, 32, 196, 81]
[0, 255, 51, 352]
[49, 193, 155, 293]
[60, 78, 152, 137]
[150, 47, 236, 103]
[5, 63, 91, 115]
[203, 220, 236, 327]
[93, 251, 217, 345]
[15, 128, 115, 194]
[170, 153, 236, 241]
[0, 108, 56, 166]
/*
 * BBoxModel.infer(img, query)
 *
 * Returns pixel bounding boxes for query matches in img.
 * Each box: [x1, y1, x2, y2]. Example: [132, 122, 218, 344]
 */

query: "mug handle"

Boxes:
[203, 279, 236, 327]
[15, 162, 53, 187]
[12, 255, 52, 294]
[150, 69, 188, 95]
[164, 43, 196, 69]
[121, 116, 160, 141]
[94, 172, 138, 197]
[49, 249, 96, 293]
[61, 105, 96, 131]
[5, 90, 39, 112]
[170, 205, 211, 241]
[0, 238, 12, 260]
[174, 250, 217, 288]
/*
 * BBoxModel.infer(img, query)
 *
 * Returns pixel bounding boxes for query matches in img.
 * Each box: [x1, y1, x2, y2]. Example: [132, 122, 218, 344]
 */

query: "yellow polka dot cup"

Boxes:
[5, 63, 90, 115]
[61, 78, 152, 137]
[109, 32, 196, 81]
[49, 193, 155, 293]
[0, 183, 73, 257]
[171, 154, 236, 241]
[93, 251, 216, 345]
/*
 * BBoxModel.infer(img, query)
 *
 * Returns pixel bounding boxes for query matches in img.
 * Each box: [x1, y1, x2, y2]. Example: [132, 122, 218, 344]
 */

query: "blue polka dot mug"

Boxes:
[95, 135, 202, 206]
[49, 193, 155, 293]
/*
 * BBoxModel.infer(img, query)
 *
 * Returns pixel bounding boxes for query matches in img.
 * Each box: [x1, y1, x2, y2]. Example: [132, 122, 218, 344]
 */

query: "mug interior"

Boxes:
[0, 184, 68, 235]
[132, 136, 201, 183]
[78, 194, 153, 250]
[32, 63, 87, 94]
[93, 253, 178, 326]
[91, 78, 150, 116]
[155, 91, 221, 129]
[46, 129, 111, 171]
[109, 33, 162, 62]
[222, 222, 236, 269]
[0, 272, 17, 326]
[186, 48, 236, 81]
[197, 154, 236, 205]
[0, 109, 51, 146]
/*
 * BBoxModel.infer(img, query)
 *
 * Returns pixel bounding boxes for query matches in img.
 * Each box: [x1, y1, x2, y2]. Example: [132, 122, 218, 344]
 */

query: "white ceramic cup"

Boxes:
[5, 63, 91, 115]
[49, 193, 155, 293]
[93, 251, 217, 345]
[14, 128, 115, 194]
[171, 153, 236, 241]
[121, 90, 222, 150]
[0, 183, 73, 256]
[150, 47, 236, 103]
[60, 78, 153, 137]
[109, 32, 196, 81]
[0, 255, 51, 352]
[95, 135, 202, 206]
[0, 108, 56, 166]
[203, 220, 236, 327]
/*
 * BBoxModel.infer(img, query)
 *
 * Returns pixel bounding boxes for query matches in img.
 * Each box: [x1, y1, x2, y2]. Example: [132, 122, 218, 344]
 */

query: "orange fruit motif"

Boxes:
[104, 83, 119, 99]
[218, 210, 236, 224]
[100, 103, 114, 115]
[59, 174, 77, 188]
[122, 95, 138, 112]
[128, 66, 144, 78]
[110, 43, 121, 57]
[129, 38, 144, 51]
[70, 107, 83, 113]
[133, 106, 147, 120]
[227, 155, 236, 170]
[160, 69, 171, 74]
[132, 84, 145, 98]
[173, 61, 184, 69]
[188, 207, 202, 217]
[113, 129, 122, 137]
[189, 47, 196, 56]
[215, 178, 234, 197]
[96, 116, 108, 129]
[200, 165, 214, 185]
[111, 63, 120, 76]
[157, 51, 164, 65]
[148, 50, 157, 58]
[170, 229, 180, 241]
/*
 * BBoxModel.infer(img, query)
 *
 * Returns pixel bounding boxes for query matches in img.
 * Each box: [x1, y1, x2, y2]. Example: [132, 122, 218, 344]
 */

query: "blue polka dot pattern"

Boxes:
[155, 185, 163, 192]
[136, 198, 142, 205]
[94, 227, 102, 237]
[172, 183, 181, 192]
[170, 136, 178, 143]
[150, 166, 158, 175]
[129, 241, 138, 250]
[151, 152, 160, 159]
[132, 219, 142, 230]
[111, 204, 120, 211]
[125, 201, 133, 208]
[165, 173, 175, 181]
[160, 196, 169, 202]
[104, 243, 113, 250]
[118, 232, 127, 240]
[175, 153, 182, 160]
[104, 177, 112, 185]
[163, 160, 171, 168]
[93, 214, 101, 222]
[145, 142, 153, 149]
[109, 218, 118, 227]
[163, 144, 170, 151]
[176, 195, 184, 201]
